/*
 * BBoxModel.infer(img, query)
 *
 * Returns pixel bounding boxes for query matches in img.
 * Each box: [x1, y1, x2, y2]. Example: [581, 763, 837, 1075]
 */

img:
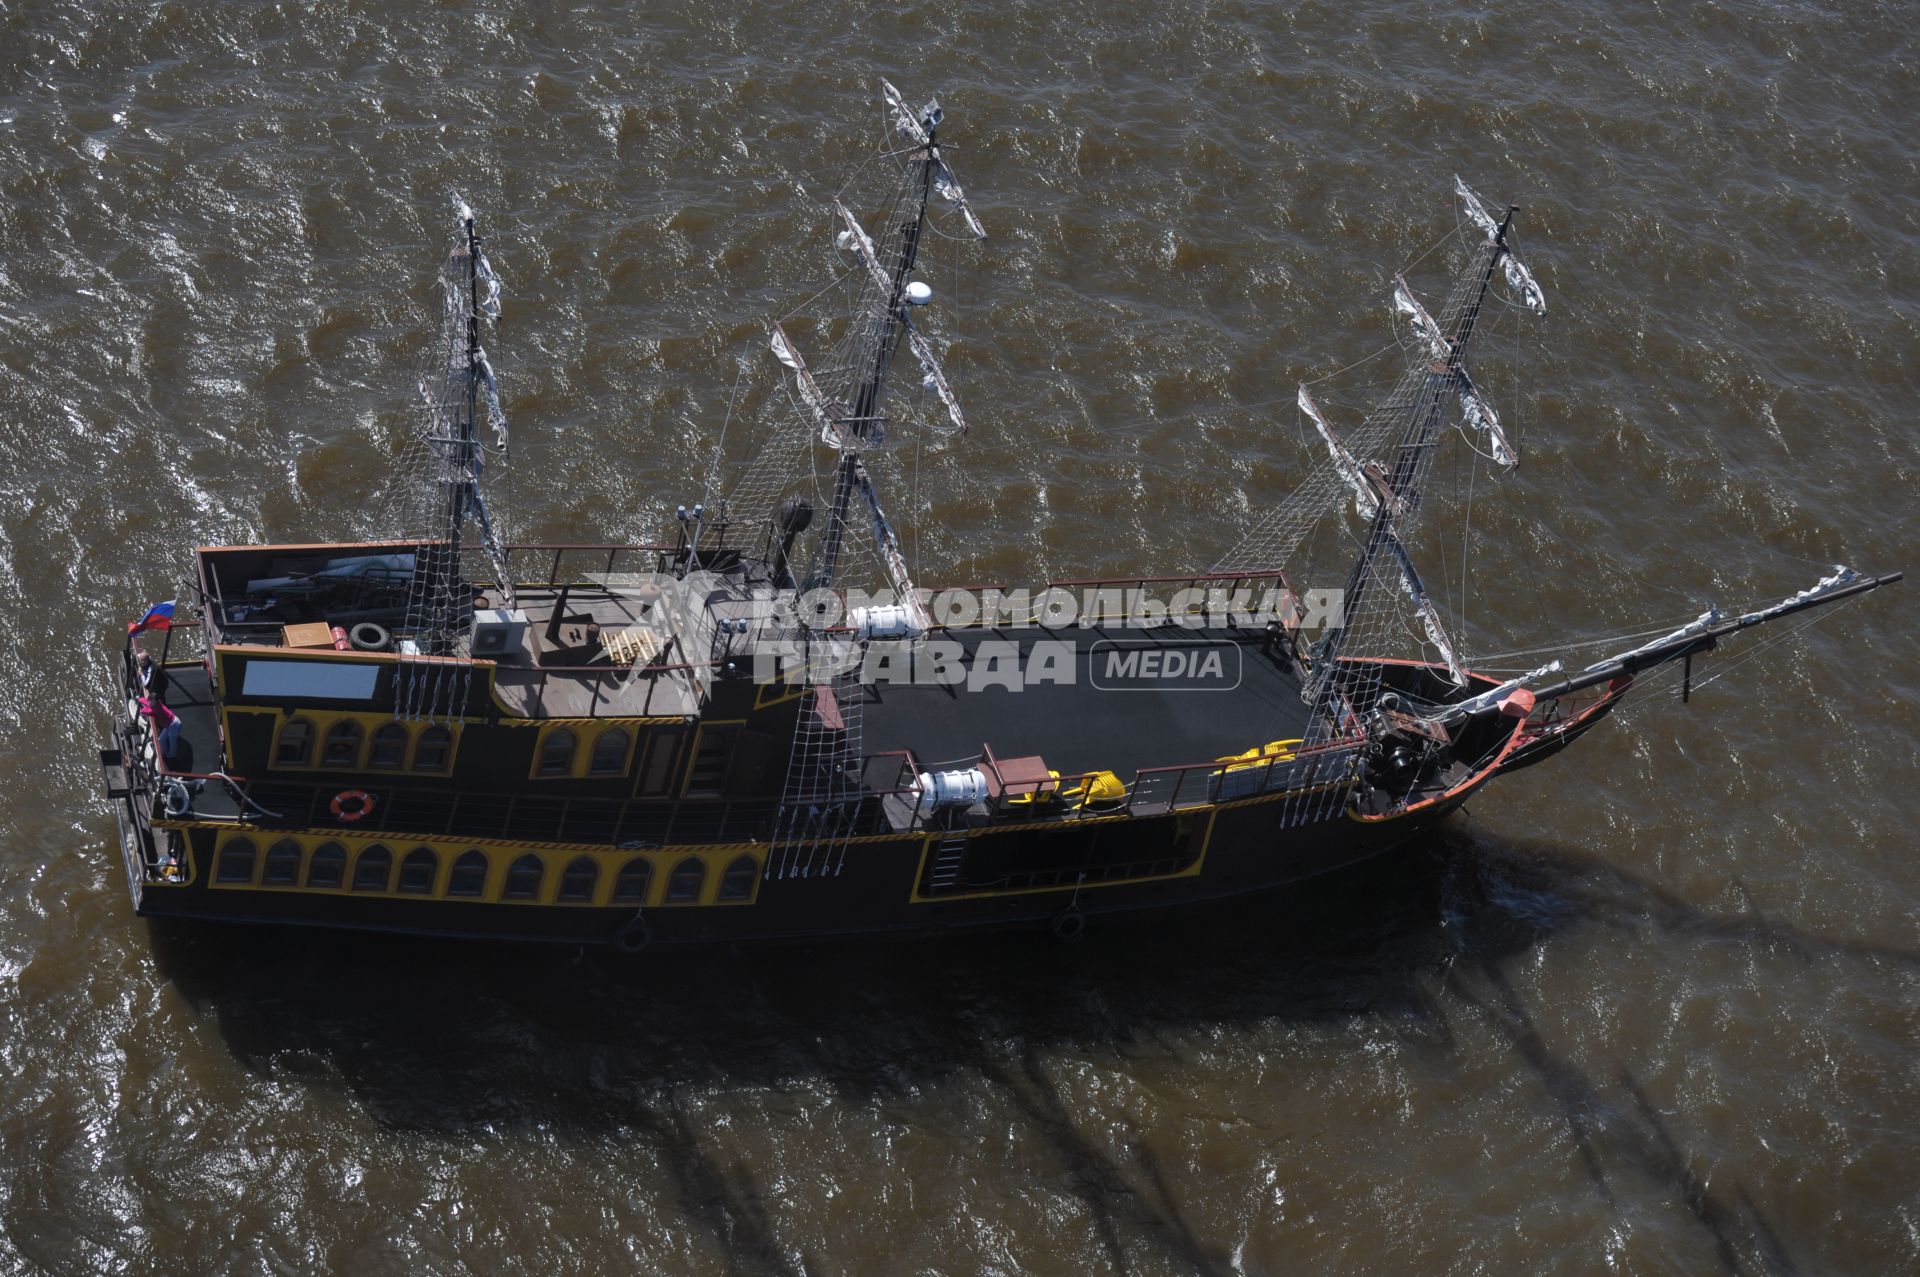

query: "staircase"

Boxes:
[927, 829, 969, 892]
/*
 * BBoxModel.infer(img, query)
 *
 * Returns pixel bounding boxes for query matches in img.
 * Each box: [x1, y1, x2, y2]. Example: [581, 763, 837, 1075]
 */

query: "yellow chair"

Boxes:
[1004, 769, 1062, 806]
[1213, 739, 1302, 774]
[1063, 770, 1127, 809]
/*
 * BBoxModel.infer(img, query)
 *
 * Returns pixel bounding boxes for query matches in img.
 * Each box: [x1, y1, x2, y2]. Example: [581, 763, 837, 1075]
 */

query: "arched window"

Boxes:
[557, 856, 598, 903]
[413, 725, 453, 773]
[274, 718, 315, 767]
[351, 844, 392, 892]
[589, 728, 630, 777]
[537, 728, 577, 777]
[611, 857, 651, 904]
[447, 849, 488, 897]
[322, 719, 365, 768]
[368, 722, 409, 770]
[718, 854, 758, 902]
[666, 857, 704, 903]
[216, 837, 258, 884]
[504, 854, 544, 900]
[397, 847, 438, 894]
[262, 838, 303, 886]
[306, 841, 347, 889]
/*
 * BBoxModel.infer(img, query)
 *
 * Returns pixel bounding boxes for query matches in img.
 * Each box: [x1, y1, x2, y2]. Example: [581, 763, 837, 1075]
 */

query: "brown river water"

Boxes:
[0, 2, 1915, 1273]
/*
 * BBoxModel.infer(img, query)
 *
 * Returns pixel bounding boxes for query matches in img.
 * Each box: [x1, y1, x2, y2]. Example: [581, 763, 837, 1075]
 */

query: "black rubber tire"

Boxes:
[612, 915, 652, 955]
[349, 622, 391, 652]
[1050, 907, 1087, 942]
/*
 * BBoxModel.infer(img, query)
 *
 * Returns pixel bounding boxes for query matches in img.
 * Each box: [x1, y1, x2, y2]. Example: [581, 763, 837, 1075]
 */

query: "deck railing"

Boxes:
[877, 736, 1365, 836]
[143, 730, 1363, 846]
[482, 542, 678, 586]
[183, 775, 784, 847]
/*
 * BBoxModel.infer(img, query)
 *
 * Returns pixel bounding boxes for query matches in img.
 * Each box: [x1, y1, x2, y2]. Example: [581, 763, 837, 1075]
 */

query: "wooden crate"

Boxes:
[282, 621, 337, 649]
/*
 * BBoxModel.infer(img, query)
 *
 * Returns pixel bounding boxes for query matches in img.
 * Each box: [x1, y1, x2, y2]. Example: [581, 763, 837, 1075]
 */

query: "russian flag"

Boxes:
[127, 602, 176, 635]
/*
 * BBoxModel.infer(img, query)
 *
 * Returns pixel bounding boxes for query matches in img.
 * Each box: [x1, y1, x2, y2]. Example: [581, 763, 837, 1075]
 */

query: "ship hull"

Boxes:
[110, 788, 1459, 950]
[102, 643, 1632, 951]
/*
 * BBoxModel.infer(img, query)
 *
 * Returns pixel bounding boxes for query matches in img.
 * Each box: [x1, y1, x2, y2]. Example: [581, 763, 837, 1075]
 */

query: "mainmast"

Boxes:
[765, 81, 986, 880]
[770, 80, 984, 628]
[809, 127, 936, 596]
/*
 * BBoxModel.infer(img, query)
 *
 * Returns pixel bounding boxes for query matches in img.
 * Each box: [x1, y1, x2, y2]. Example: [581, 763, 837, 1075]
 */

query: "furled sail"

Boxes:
[769, 324, 850, 449]
[854, 463, 932, 633]
[1382, 531, 1468, 686]
[1503, 254, 1546, 316]
[880, 79, 986, 240]
[1300, 385, 1377, 522]
[770, 328, 923, 619]
[474, 244, 501, 319]
[834, 201, 892, 296]
[1454, 174, 1500, 240]
[1456, 370, 1517, 469]
[1453, 174, 1546, 315]
[930, 159, 987, 239]
[1584, 606, 1722, 671]
[908, 329, 967, 436]
[473, 345, 508, 456]
[1392, 275, 1451, 363]
[882, 78, 932, 142]
[836, 201, 968, 438]
[1739, 565, 1861, 625]
[1435, 659, 1566, 724]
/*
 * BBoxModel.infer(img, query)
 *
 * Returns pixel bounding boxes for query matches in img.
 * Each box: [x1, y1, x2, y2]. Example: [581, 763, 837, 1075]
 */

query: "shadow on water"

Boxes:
[146, 825, 1915, 1275]
[150, 834, 1483, 1127]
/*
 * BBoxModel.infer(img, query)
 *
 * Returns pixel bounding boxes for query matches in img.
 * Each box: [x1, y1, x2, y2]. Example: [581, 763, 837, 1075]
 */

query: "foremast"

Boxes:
[1300, 205, 1520, 743]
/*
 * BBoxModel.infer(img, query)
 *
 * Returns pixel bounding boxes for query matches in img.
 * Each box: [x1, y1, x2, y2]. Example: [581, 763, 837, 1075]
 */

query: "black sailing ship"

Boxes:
[98, 83, 1898, 951]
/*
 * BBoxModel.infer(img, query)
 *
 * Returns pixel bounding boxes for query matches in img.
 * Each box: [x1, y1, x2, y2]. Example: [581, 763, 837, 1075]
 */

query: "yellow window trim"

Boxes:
[584, 724, 638, 780]
[754, 679, 806, 710]
[205, 832, 765, 908]
[529, 721, 645, 780]
[493, 715, 685, 728]
[255, 709, 463, 776]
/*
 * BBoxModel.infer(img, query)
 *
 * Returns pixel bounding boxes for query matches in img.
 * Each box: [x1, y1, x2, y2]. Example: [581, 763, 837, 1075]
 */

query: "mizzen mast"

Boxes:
[392, 198, 513, 720]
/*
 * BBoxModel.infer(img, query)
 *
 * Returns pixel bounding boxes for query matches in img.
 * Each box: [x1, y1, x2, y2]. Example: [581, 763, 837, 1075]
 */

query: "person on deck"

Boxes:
[139, 695, 182, 763]
[135, 650, 170, 705]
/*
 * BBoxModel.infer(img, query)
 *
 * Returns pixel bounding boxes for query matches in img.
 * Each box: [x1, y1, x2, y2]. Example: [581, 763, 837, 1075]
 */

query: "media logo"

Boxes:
[1089, 639, 1242, 692]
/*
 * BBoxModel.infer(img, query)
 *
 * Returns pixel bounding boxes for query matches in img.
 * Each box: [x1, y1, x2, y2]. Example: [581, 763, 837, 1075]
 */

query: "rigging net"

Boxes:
[731, 82, 983, 876]
[380, 198, 513, 723]
[1208, 180, 1546, 822]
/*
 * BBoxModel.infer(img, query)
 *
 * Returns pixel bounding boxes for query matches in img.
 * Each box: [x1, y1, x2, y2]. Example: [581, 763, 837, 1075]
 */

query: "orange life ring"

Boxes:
[331, 789, 376, 822]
